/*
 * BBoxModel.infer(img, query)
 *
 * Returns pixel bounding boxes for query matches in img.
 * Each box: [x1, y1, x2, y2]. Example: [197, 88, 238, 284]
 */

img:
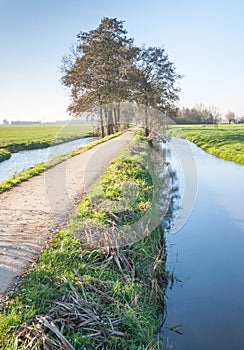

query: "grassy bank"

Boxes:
[0, 132, 122, 194]
[0, 124, 93, 155]
[168, 124, 244, 164]
[0, 148, 11, 162]
[0, 134, 167, 349]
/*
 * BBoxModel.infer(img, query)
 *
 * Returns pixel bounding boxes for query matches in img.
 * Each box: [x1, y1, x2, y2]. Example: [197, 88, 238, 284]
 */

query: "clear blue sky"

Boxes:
[1, 0, 243, 121]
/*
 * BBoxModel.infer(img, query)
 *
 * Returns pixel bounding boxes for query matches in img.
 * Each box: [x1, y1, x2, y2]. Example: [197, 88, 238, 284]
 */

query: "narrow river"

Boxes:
[162, 138, 244, 349]
[0, 137, 96, 183]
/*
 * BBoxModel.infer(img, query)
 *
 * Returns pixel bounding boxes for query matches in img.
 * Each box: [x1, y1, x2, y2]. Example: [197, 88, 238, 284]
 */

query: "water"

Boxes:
[0, 137, 96, 183]
[162, 138, 244, 349]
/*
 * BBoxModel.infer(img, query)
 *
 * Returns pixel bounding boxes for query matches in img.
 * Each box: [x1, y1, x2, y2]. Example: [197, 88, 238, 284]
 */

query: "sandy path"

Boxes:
[0, 131, 135, 295]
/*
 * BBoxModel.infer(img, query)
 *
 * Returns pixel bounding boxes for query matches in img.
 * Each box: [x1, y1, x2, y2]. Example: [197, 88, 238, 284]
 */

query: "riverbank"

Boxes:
[0, 133, 167, 350]
[0, 124, 93, 160]
[0, 133, 121, 193]
[0, 148, 11, 162]
[168, 124, 244, 165]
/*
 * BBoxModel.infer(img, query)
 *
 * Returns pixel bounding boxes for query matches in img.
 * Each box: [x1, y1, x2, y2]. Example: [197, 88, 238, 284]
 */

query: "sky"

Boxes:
[0, 0, 244, 122]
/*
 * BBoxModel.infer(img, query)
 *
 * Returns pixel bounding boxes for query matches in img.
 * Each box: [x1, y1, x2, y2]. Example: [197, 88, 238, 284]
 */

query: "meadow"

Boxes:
[168, 124, 244, 165]
[0, 124, 93, 156]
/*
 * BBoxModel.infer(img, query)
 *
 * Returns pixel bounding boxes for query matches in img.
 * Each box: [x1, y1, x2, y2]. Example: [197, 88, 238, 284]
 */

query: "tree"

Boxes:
[209, 105, 221, 124]
[2, 119, 9, 125]
[173, 104, 221, 124]
[238, 116, 244, 124]
[61, 17, 137, 136]
[132, 46, 181, 136]
[62, 18, 181, 137]
[225, 111, 236, 124]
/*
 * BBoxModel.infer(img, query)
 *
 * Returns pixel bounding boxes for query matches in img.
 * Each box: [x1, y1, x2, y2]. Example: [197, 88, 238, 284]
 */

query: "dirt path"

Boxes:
[0, 131, 135, 295]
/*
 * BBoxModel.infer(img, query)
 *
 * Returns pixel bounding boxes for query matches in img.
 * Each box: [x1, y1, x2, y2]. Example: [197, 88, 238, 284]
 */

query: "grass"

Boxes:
[0, 133, 167, 350]
[168, 123, 244, 164]
[0, 148, 11, 162]
[0, 124, 93, 154]
[0, 132, 123, 194]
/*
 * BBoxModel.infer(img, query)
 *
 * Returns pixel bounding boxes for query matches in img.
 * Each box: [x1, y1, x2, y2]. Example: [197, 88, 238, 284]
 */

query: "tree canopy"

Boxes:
[61, 17, 181, 136]
[225, 111, 236, 124]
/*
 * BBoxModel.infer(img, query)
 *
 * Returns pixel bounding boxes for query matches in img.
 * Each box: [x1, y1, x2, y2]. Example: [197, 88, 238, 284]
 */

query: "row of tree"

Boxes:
[173, 105, 240, 124]
[61, 17, 181, 136]
[173, 105, 220, 124]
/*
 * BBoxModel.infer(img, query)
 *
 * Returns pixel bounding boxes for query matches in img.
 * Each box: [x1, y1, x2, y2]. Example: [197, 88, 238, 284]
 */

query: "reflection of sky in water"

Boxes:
[163, 137, 198, 234]
[0, 137, 96, 183]
[163, 138, 244, 350]
[191, 143, 244, 230]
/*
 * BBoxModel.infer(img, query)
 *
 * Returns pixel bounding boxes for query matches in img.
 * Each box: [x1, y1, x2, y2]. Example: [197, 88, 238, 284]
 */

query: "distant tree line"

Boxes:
[172, 104, 221, 124]
[173, 105, 244, 125]
[61, 17, 181, 136]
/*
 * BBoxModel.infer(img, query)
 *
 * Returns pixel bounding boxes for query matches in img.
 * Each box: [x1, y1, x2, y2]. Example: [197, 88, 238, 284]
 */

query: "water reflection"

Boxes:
[190, 145, 244, 230]
[151, 142, 181, 234]
[162, 139, 244, 350]
[0, 137, 96, 183]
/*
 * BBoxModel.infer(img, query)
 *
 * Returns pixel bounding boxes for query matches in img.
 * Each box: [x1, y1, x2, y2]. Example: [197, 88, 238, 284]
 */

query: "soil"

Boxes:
[0, 131, 135, 295]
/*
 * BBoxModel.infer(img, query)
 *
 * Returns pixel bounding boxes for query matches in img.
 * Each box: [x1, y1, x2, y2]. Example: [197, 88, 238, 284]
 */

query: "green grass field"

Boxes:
[0, 124, 93, 154]
[168, 124, 244, 165]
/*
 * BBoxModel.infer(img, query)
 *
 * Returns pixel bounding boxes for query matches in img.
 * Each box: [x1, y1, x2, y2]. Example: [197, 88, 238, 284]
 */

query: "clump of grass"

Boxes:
[168, 124, 244, 164]
[0, 132, 122, 194]
[0, 133, 167, 349]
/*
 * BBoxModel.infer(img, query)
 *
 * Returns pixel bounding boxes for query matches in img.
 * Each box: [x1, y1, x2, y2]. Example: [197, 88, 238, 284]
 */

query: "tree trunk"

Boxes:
[144, 105, 149, 137]
[100, 105, 105, 138]
[117, 103, 121, 131]
[107, 107, 114, 135]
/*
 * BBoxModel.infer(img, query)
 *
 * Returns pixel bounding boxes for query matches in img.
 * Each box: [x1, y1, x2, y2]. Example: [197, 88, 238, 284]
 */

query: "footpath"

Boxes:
[0, 131, 135, 295]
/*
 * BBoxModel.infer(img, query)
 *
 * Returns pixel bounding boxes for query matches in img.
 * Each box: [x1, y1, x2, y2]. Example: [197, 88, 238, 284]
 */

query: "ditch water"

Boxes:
[0, 137, 96, 183]
[162, 138, 244, 350]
